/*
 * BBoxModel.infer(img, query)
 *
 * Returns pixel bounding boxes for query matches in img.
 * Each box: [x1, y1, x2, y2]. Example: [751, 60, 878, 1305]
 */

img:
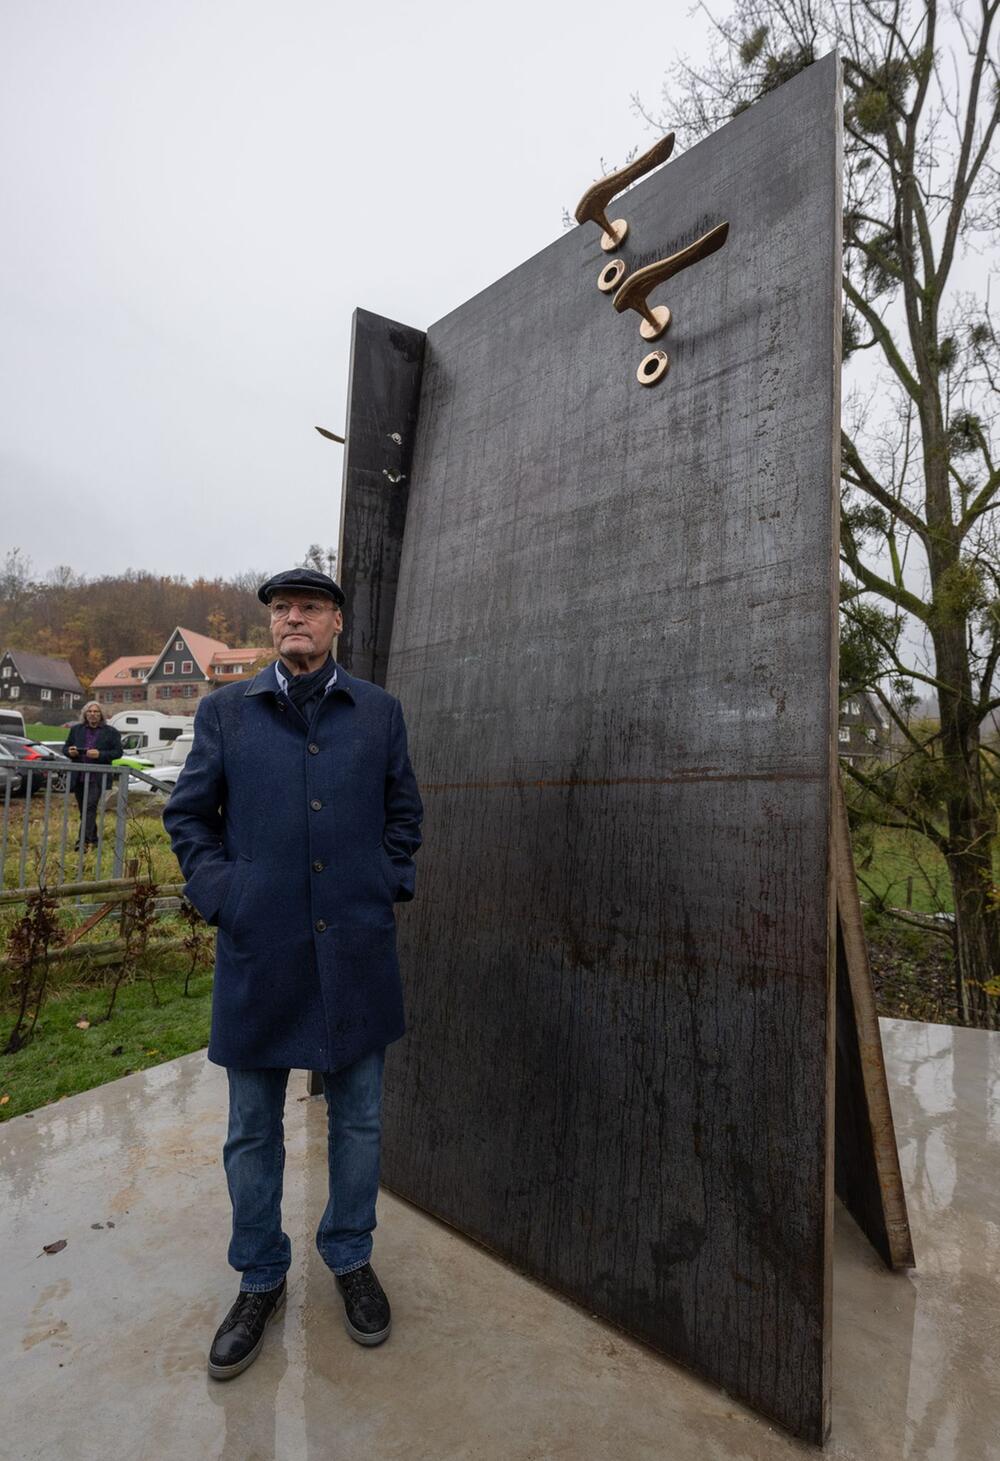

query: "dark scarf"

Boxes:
[280, 656, 335, 723]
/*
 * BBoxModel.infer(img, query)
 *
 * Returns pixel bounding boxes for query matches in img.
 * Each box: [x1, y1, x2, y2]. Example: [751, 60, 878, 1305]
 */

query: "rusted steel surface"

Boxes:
[336, 308, 425, 688]
[834, 780, 915, 1269]
[375, 58, 842, 1442]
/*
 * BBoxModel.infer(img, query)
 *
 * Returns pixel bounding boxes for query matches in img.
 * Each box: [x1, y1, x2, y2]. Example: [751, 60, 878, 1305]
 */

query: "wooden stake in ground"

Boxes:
[834, 772, 915, 1269]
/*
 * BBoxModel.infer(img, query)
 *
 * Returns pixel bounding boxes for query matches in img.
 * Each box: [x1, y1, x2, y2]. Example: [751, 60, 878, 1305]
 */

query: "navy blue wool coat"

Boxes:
[163, 661, 423, 1072]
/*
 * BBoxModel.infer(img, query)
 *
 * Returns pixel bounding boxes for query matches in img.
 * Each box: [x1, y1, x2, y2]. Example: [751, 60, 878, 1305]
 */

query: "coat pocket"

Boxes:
[217, 855, 252, 934]
[378, 846, 399, 902]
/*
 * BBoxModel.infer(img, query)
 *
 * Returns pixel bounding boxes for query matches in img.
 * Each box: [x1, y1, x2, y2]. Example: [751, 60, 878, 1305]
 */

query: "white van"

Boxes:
[0, 708, 27, 737]
[109, 710, 193, 765]
[127, 728, 195, 794]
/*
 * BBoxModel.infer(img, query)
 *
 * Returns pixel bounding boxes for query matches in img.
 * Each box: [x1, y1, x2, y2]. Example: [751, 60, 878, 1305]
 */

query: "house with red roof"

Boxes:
[89, 655, 159, 706]
[91, 628, 269, 712]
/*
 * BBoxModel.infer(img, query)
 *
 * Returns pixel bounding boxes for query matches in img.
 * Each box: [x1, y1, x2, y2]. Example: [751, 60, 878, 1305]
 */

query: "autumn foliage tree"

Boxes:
[0, 552, 275, 682]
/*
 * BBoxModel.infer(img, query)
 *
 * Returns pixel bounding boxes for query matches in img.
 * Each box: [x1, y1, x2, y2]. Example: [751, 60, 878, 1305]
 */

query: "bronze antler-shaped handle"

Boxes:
[612, 221, 730, 339]
[574, 134, 676, 252]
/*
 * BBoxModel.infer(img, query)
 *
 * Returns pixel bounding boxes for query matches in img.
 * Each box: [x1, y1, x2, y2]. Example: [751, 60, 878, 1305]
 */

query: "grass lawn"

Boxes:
[850, 822, 962, 915]
[0, 948, 213, 1120]
[2, 794, 180, 895]
[1, 793, 211, 1120]
[25, 723, 70, 742]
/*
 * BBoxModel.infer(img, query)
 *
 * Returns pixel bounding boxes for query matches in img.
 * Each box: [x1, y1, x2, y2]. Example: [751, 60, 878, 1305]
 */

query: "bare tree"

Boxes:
[0, 548, 36, 637]
[637, 0, 1000, 1026]
[301, 543, 338, 578]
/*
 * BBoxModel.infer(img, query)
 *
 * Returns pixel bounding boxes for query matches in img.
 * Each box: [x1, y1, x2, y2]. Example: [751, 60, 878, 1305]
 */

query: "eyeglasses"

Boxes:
[269, 601, 334, 619]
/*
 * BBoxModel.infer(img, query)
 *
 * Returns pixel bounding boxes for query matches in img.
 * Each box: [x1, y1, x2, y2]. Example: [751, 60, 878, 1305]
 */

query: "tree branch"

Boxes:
[840, 529, 932, 623]
[856, 874, 957, 943]
[957, 465, 1000, 538]
[841, 759, 950, 852]
[843, 276, 922, 403]
[841, 429, 928, 540]
[937, 0, 1000, 290]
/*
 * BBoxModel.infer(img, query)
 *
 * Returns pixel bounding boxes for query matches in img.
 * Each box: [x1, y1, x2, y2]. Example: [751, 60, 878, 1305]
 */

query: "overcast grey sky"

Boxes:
[1, 0, 713, 583]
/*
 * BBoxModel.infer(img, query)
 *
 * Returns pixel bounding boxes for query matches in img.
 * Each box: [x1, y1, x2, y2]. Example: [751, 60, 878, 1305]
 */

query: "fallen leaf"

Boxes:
[106, 1221, 115, 1229]
[75, 1020, 90, 1030]
[0, 1095, 9, 1106]
[42, 1240, 67, 1256]
[90, 1223, 104, 1230]
[144, 1049, 158, 1056]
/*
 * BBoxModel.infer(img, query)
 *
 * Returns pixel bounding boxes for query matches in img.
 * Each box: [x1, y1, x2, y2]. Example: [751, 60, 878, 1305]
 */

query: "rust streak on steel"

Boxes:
[420, 771, 824, 792]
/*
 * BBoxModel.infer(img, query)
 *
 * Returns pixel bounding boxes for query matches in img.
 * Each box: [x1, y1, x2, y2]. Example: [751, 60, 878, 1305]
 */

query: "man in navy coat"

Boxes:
[164, 567, 423, 1380]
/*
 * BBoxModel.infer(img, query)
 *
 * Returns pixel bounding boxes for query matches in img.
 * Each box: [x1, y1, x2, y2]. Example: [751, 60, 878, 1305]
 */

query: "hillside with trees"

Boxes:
[0, 544, 337, 681]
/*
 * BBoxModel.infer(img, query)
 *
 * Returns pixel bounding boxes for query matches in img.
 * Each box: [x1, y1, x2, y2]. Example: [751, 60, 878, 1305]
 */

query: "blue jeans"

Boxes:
[223, 1049, 385, 1293]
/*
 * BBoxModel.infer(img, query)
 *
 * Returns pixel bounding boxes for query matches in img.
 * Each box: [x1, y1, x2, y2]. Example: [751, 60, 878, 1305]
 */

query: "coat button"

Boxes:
[312, 860, 324, 873]
[315, 919, 327, 932]
[310, 799, 322, 811]
[308, 743, 320, 754]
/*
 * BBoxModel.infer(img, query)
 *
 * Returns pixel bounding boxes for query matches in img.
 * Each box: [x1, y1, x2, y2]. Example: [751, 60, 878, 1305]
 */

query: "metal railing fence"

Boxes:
[0, 756, 174, 895]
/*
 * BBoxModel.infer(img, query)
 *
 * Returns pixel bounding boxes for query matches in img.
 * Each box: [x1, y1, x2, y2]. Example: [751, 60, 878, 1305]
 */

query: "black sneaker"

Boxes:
[207, 1278, 286, 1379]
[336, 1263, 391, 1346]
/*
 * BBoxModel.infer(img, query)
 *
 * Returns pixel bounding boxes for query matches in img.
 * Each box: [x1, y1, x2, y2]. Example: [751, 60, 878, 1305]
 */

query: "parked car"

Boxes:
[113, 732, 156, 772]
[126, 729, 194, 798]
[0, 764, 24, 797]
[127, 762, 185, 794]
[0, 735, 69, 795]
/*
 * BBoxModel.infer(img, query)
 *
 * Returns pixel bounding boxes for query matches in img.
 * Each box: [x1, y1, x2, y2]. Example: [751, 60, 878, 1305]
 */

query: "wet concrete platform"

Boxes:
[1, 1017, 997, 1460]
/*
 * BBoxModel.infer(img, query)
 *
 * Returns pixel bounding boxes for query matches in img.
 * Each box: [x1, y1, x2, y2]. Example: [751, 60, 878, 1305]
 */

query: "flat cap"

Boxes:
[257, 567, 345, 608]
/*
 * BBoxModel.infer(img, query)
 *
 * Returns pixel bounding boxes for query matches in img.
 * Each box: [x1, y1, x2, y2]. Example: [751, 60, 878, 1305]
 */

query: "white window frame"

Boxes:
[1, 665, 10, 678]
[838, 726, 851, 743]
[174, 639, 184, 651]
[9, 685, 19, 698]
[163, 661, 175, 675]
[181, 659, 193, 675]
[40, 688, 52, 701]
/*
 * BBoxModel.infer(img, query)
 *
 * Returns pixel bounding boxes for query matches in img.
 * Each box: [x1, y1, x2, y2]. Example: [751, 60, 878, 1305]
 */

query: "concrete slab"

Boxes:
[1, 1016, 997, 1461]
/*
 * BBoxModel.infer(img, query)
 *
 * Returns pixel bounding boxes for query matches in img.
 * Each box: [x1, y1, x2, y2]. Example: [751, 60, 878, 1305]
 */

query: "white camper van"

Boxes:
[109, 710, 193, 767]
[126, 727, 195, 794]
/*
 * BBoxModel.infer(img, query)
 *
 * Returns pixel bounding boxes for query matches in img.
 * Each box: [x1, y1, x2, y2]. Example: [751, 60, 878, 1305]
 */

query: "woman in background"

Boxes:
[63, 701, 122, 850]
